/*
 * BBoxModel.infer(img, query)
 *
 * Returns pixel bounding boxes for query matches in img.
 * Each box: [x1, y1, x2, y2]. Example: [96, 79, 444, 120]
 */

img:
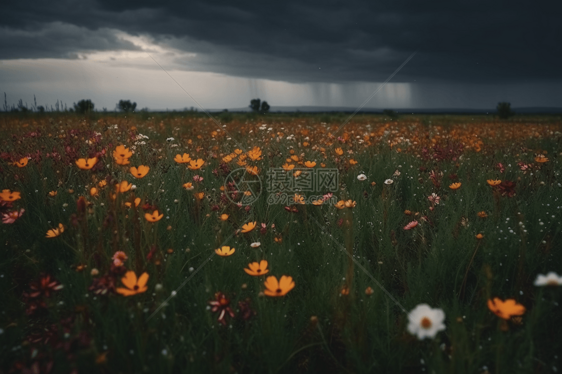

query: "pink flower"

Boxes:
[427, 193, 440, 205]
[404, 220, 419, 230]
[322, 193, 333, 201]
[2, 209, 25, 224]
[193, 175, 204, 183]
[497, 163, 505, 173]
[112, 251, 128, 267]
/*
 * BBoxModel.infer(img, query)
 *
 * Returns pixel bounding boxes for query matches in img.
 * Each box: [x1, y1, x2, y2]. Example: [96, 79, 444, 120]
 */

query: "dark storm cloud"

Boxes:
[1, 0, 560, 84]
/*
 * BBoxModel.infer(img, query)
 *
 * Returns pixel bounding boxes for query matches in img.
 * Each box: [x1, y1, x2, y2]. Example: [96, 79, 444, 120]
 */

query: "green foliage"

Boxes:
[250, 98, 270, 114]
[497, 102, 514, 119]
[73, 99, 95, 114]
[117, 99, 137, 113]
[0, 113, 561, 373]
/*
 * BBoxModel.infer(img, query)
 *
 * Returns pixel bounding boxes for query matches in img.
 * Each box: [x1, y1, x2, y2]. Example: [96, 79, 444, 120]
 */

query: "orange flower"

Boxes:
[534, 155, 548, 163]
[215, 246, 235, 256]
[244, 260, 269, 276]
[115, 181, 132, 193]
[312, 199, 323, 206]
[188, 159, 205, 170]
[304, 161, 316, 168]
[130, 165, 149, 179]
[116, 271, 149, 296]
[234, 149, 243, 155]
[48, 191, 58, 197]
[349, 159, 358, 165]
[0, 189, 21, 202]
[247, 146, 262, 161]
[282, 163, 295, 171]
[335, 148, 344, 156]
[241, 221, 257, 233]
[246, 166, 259, 176]
[125, 197, 141, 208]
[183, 182, 194, 190]
[46, 223, 64, 238]
[476, 233, 484, 239]
[487, 179, 501, 186]
[344, 200, 356, 208]
[449, 182, 462, 190]
[113, 145, 133, 160]
[195, 192, 205, 200]
[487, 298, 526, 320]
[145, 210, 163, 222]
[264, 275, 295, 297]
[98, 180, 107, 188]
[174, 153, 191, 164]
[14, 157, 29, 168]
[293, 194, 305, 204]
[75, 157, 98, 170]
[334, 200, 346, 209]
[90, 187, 99, 197]
[477, 211, 488, 218]
[114, 156, 130, 165]
[274, 236, 282, 243]
[220, 214, 229, 221]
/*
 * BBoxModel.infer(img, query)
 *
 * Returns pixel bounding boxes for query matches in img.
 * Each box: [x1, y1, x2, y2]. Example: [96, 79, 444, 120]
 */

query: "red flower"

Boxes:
[209, 292, 235, 325]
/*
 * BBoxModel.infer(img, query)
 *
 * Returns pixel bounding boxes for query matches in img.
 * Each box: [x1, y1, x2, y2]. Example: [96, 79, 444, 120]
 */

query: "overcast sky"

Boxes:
[1, 0, 560, 111]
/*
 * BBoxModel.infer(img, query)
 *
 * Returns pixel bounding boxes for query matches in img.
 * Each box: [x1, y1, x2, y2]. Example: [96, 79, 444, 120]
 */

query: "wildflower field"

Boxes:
[1, 112, 561, 373]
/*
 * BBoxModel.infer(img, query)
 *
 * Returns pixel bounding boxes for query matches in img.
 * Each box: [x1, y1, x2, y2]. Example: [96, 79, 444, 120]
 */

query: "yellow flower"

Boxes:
[264, 275, 295, 297]
[130, 165, 149, 179]
[312, 199, 323, 206]
[14, 157, 29, 168]
[304, 161, 316, 168]
[113, 145, 133, 160]
[215, 246, 235, 256]
[145, 210, 163, 222]
[487, 298, 526, 320]
[188, 159, 205, 170]
[335, 148, 344, 156]
[195, 192, 205, 200]
[125, 197, 141, 208]
[244, 260, 269, 276]
[293, 194, 305, 204]
[220, 214, 229, 221]
[449, 182, 462, 190]
[282, 163, 295, 171]
[344, 200, 356, 208]
[486, 179, 501, 186]
[0, 189, 21, 202]
[115, 181, 132, 193]
[183, 182, 194, 190]
[334, 200, 345, 209]
[116, 271, 149, 296]
[46, 223, 64, 238]
[76, 157, 98, 170]
[246, 166, 259, 176]
[90, 187, 99, 197]
[174, 153, 191, 164]
[241, 221, 257, 233]
[534, 155, 548, 163]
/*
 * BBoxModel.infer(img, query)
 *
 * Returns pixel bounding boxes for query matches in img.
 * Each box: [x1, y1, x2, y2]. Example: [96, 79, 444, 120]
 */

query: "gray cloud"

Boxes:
[1, 0, 560, 85]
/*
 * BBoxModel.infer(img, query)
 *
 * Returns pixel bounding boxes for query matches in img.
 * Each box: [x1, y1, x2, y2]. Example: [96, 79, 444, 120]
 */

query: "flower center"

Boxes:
[134, 285, 139, 290]
[276, 288, 282, 293]
[257, 269, 261, 273]
[420, 317, 432, 329]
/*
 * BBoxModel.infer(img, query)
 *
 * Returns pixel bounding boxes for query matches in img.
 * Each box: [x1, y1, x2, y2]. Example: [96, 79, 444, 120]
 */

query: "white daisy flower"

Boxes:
[357, 174, 367, 181]
[250, 242, 261, 248]
[534, 272, 562, 286]
[384, 179, 394, 185]
[407, 304, 446, 340]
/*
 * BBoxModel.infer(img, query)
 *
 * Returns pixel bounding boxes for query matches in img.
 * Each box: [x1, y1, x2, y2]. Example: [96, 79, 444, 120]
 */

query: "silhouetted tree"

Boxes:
[117, 99, 137, 113]
[74, 99, 95, 114]
[249, 98, 270, 114]
[497, 102, 514, 119]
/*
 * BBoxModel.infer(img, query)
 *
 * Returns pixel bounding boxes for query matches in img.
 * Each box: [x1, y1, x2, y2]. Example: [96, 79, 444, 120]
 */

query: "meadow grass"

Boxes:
[0, 112, 561, 373]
